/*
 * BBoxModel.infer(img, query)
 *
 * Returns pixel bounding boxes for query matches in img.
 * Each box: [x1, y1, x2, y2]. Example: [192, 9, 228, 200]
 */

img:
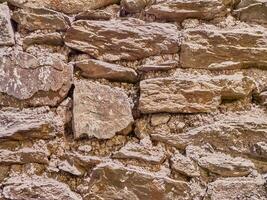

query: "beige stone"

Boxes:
[0, 4, 14, 46]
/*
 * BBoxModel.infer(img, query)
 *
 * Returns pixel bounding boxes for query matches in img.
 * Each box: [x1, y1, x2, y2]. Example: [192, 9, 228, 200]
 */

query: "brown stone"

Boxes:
[12, 7, 70, 31]
[73, 79, 134, 139]
[180, 23, 267, 69]
[186, 146, 255, 177]
[146, 0, 227, 22]
[139, 73, 255, 114]
[65, 19, 181, 61]
[204, 177, 267, 200]
[87, 162, 191, 199]
[138, 61, 177, 72]
[0, 3, 14, 46]
[112, 137, 166, 164]
[0, 51, 73, 107]
[2, 175, 82, 200]
[75, 59, 138, 83]
[0, 107, 63, 140]
[121, 0, 156, 13]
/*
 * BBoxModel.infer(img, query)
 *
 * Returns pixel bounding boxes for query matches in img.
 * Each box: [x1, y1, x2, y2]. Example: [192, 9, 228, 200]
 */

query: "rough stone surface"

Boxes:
[180, 23, 267, 70]
[23, 32, 63, 48]
[75, 59, 138, 83]
[146, 0, 227, 22]
[0, 107, 63, 140]
[0, 4, 14, 46]
[121, 0, 156, 13]
[65, 19, 181, 61]
[2, 175, 82, 200]
[139, 73, 255, 114]
[0, 51, 73, 107]
[73, 79, 134, 139]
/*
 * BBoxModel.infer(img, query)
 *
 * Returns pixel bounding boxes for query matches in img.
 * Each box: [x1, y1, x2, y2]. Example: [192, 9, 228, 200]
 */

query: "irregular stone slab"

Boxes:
[186, 146, 255, 177]
[65, 19, 181, 61]
[139, 73, 255, 114]
[204, 177, 267, 200]
[2, 175, 82, 200]
[139, 61, 177, 72]
[0, 51, 73, 107]
[73, 79, 134, 139]
[151, 108, 267, 155]
[75, 59, 138, 83]
[8, 0, 120, 14]
[0, 107, 63, 140]
[251, 142, 267, 159]
[146, 0, 227, 22]
[180, 24, 267, 70]
[0, 147, 49, 165]
[121, 0, 156, 13]
[0, 4, 14, 46]
[170, 151, 200, 177]
[234, 0, 267, 26]
[87, 162, 191, 200]
[112, 137, 166, 164]
[23, 32, 63, 48]
[12, 7, 70, 31]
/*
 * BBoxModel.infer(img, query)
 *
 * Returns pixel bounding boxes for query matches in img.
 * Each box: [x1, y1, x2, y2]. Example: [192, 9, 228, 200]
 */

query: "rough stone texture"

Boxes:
[0, 107, 63, 140]
[87, 162, 191, 200]
[65, 19, 181, 61]
[146, 0, 227, 22]
[23, 32, 63, 48]
[0, 3, 14, 46]
[112, 137, 166, 164]
[73, 79, 134, 139]
[2, 175, 82, 200]
[12, 7, 71, 31]
[0, 51, 73, 107]
[186, 146, 255, 177]
[204, 177, 267, 200]
[75, 59, 138, 83]
[234, 0, 267, 26]
[139, 73, 255, 114]
[121, 0, 156, 13]
[180, 23, 267, 70]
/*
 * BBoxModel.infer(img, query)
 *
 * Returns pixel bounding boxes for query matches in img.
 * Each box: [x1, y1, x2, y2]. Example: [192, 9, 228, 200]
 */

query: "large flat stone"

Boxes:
[0, 4, 14, 46]
[139, 73, 255, 114]
[0, 51, 73, 107]
[73, 79, 134, 139]
[180, 23, 267, 69]
[65, 19, 181, 61]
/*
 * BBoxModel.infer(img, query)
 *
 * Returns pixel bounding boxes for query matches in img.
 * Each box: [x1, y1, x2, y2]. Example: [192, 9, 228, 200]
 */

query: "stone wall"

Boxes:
[0, 0, 267, 199]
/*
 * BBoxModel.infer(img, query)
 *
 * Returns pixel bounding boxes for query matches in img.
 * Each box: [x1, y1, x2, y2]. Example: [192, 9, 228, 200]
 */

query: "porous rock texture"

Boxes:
[0, 0, 266, 199]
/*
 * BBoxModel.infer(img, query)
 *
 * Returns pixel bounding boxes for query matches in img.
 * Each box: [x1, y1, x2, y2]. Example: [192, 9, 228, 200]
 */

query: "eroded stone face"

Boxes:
[0, 51, 73, 107]
[2, 175, 82, 200]
[73, 79, 134, 139]
[87, 162, 191, 200]
[180, 23, 267, 69]
[0, 4, 14, 46]
[65, 19, 181, 61]
[146, 0, 227, 22]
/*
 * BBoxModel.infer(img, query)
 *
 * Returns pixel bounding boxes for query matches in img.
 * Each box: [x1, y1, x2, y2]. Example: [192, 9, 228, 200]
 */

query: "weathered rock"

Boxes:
[146, 0, 227, 22]
[0, 3, 14, 46]
[75, 10, 113, 20]
[112, 137, 166, 164]
[150, 114, 170, 126]
[251, 142, 267, 159]
[0, 51, 73, 107]
[139, 73, 255, 114]
[204, 177, 267, 200]
[180, 23, 267, 69]
[73, 79, 134, 139]
[23, 32, 63, 48]
[87, 162, 191, 199]
[259, 90, 267, 105]
[63, 152, 101, 169]
[121, 0, 156, 13]
[12, 7, 70, 31]
[0, 147, 49, 165]
[0, 107, 63, 140]
[65, 19, 181, 61]
[170, 151, 200, 177]
[234, 0, 267, 26]
[186, 146, 255, 177]
[2, 175, 82, 200]
[151, 108, 267, 155]
[139, 61, 177, 72]
[75, 59, 138, 83]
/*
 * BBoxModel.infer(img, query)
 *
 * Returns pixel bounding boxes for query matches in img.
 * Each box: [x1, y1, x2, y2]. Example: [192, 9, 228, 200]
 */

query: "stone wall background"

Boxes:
[0, 0, 267, 199]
